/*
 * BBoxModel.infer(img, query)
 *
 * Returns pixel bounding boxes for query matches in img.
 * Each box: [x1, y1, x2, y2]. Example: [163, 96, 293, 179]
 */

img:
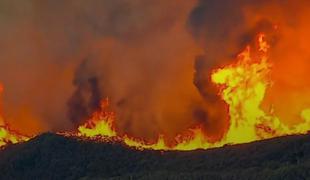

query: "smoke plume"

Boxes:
[0, 0, 309, 140]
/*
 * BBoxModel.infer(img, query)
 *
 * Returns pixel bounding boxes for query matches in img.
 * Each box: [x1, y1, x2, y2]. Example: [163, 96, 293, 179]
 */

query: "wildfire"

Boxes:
[77, 33, 310, 150]
[212, 34, 286, 143]
[77, 99, 116, 138]
[0, 123, 29, 147]
[301, 109, 310, 122]
[0, 85, 29, 148]
[0, 33, 309, 151]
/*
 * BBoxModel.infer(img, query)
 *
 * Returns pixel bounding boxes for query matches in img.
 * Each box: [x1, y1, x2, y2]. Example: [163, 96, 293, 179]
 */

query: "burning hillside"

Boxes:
[69, 33, 310, 150]
[0, 3, 310, 178]
[0, 2, 310, 179]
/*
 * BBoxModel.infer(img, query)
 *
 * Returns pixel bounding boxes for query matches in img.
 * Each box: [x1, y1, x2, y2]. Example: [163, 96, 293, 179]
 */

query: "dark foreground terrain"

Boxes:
[0, 133, 309, 180]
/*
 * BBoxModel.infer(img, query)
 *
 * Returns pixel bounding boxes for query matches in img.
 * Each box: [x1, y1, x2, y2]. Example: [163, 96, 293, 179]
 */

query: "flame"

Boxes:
[301, 109, 310, 122]
[0, 123, 29, 147]
[77, 33, 310, 150]
[211, 33, 284, 143]
[0, 85, 29, 148]
[77, 99, 116, 138]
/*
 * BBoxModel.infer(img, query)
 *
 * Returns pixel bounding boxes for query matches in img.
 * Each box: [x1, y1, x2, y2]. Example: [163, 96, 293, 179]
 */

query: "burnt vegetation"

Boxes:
[0, 133, 309, 180]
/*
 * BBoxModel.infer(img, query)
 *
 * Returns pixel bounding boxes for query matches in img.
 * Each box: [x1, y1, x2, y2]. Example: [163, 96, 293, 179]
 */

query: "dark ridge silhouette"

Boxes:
[0, 133, 309, 180]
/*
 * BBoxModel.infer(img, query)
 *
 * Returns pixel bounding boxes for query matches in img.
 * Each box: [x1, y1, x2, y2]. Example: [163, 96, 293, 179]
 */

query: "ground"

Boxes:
[0, 133, 309, 180]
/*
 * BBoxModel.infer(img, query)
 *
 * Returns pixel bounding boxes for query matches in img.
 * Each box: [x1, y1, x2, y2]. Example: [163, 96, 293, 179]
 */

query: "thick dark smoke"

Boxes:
[67, 59, 101, 127]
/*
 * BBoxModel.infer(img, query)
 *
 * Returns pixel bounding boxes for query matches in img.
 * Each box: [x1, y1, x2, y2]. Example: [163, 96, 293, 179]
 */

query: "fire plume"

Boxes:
[77, 33, 310, 150]
[212, 33, 283, 143]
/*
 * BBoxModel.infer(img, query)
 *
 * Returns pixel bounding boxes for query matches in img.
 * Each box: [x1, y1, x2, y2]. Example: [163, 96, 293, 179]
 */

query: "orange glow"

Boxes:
[0, 85, 29, 148]
[76, 33, 310, 150]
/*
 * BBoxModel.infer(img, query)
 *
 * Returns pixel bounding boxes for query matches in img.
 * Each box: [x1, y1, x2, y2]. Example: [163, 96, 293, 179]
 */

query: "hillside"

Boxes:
[0, 133, 309, 180]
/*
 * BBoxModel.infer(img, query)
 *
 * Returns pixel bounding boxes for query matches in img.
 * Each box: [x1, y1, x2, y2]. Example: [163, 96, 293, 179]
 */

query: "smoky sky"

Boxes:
[0, 0, 201, 137]
[0, 0, 309, 139]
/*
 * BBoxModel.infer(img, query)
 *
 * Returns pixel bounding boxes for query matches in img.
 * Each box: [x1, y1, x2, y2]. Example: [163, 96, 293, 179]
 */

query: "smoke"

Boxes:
[1, 0, 309, 140]
[67, 59, 101, 127]
[0, 0, 203, 139]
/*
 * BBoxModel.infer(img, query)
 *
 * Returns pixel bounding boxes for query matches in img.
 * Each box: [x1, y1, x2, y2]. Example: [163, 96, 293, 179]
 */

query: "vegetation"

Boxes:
[0, 133, 309, 180]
